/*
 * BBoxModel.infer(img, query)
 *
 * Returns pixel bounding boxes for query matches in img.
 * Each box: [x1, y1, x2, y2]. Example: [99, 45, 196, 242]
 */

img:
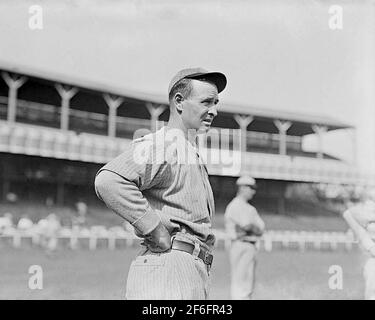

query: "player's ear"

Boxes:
[173, 93, 184, 114]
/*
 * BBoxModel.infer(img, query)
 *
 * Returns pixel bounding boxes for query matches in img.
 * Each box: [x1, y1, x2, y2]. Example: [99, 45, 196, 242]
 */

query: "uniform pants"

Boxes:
[126, 246, 210, 300]
[364, 257, 375, 300]
[229, 240, 257, 300]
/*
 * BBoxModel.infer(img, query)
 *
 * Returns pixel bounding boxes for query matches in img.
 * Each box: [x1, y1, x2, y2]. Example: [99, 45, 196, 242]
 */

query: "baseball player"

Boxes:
[95, 67, 227, 299]
[224, 175, 265, 300]
[342, 188, 375, 300]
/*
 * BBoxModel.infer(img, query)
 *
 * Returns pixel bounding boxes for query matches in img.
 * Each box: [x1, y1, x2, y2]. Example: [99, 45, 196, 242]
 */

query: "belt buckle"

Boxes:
[193, 241, 200, 257]
[203, 250, 213, 266]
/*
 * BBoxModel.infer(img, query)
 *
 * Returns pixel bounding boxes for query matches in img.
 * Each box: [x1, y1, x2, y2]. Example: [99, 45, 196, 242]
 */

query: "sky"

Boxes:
[0, 0, 374, 173]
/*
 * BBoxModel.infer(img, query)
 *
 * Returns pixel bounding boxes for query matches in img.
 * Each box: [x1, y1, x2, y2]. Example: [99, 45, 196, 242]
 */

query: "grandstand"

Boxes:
[0, 63, 373, 229]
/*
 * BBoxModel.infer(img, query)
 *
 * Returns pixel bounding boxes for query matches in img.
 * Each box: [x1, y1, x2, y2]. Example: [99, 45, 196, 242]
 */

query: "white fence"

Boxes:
[0, 226, 358, 252]
[259, 230, 356, 252]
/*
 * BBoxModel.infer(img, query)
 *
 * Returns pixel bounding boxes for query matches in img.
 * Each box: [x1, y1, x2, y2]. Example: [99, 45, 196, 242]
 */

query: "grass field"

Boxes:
[0, 245, 367, 300]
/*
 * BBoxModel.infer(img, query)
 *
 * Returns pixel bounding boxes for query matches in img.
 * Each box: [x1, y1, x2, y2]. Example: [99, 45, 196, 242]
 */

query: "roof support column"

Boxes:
[233, 114, 253, 173]
[56, 174, 65, 206]
[274, 120, 292, 156]
[312, 125, 327, 159]
[55, 84, 78, 131]
[1, 72, 27, 124]
[233, 114, 253, 153]
[104, 94, 123, 137]
[0, 157, 10, 201]
[146, 102, 166, 132]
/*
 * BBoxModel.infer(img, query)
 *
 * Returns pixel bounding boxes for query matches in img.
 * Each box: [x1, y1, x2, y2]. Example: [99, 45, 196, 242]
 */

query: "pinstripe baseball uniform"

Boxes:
[225, 196, 265, 300]
[94, 126, 215, 299]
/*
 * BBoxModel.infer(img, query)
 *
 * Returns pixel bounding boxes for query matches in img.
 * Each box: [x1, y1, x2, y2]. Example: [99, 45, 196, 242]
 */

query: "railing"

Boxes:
[1, 120, 371, 184]
[0, 97, 152, 138]
[0, 97, 302, 153]
[0, 120, 131, 163]
[243, 152, 360, 183]
[199, 147, 370, 184]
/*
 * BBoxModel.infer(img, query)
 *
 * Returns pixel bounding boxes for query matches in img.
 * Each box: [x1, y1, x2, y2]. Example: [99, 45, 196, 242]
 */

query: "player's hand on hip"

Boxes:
[144, 222, 171, 253]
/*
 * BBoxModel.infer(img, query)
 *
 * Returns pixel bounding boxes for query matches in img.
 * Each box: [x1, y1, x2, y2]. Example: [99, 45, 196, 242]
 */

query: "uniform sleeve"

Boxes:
[349, 203, 375, 227]
[224, 201, 243, 227]
[227, 202, 263, 230]
[224, 202, 238, 239]
[245, 207, 265, 234]
[94, 138, 168, 235]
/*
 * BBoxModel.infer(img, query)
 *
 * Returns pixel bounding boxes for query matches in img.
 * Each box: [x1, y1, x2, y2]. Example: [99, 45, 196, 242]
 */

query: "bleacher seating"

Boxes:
[1, 119, 367, 184]
[0, 120, 132, 163]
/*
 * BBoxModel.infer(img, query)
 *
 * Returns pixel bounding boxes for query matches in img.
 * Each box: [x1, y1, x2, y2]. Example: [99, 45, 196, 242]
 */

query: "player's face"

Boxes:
[181, 80, 219, 132]
[239, 185, 256, 200]
[244, 185, 256, 200]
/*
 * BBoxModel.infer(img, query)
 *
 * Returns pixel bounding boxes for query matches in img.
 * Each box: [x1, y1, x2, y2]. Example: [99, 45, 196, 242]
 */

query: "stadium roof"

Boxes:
[0, 61, 352, 132]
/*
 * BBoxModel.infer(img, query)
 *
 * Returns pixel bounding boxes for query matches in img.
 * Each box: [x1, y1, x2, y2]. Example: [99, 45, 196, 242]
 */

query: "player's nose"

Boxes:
[208, 105, 218, 118]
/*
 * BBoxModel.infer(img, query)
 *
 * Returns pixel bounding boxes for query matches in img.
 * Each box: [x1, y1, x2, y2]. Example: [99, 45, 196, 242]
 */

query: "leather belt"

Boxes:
[242, 239, 257, 244]
[237, 236, 258, 244]
[233, 238, 257, 245]
[172, 239, 213, 267]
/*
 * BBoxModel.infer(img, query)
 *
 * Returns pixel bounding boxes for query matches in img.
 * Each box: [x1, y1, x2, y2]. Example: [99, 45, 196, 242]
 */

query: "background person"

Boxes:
[225, 175, 265, 300]
[343, 188, 375, 300]
[17, 214, 33, 231]
[37, 213, 61, 255]
[0, 212, 13, 234]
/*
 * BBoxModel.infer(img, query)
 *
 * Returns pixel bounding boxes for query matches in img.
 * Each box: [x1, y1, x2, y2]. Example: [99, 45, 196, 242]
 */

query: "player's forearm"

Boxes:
[242, 223, 264, 236]
[343, 210, 375, 252]
[94, 169, 161, 235]
[343, 209, 366, 237]
[347, 204, 375, 226]
[243, 218, 265, 236]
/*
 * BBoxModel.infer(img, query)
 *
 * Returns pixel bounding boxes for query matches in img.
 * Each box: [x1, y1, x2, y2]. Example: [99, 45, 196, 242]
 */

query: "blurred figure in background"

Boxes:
[0, 212, 13, 233]
[6, 192, 18, 203]
[39, 213, 61, 256]
[69, 201, 88, 250]
[45, 196, 54, 207]
[17, 214, 33, 231]
[76, 200, 88, 216]
[343, 187, 375, 300]
[73, 199, 87, 228]
[225, 175, 265, 300]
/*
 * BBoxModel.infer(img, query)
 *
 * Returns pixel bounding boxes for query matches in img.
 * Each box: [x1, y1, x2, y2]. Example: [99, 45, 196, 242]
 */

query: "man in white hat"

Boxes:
[342, 187, 375, 300]
[224, 175, 265, 299]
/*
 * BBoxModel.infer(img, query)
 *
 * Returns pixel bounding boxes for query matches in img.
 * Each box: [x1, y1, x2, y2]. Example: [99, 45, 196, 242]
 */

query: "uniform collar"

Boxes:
[162, 126, 198, 151]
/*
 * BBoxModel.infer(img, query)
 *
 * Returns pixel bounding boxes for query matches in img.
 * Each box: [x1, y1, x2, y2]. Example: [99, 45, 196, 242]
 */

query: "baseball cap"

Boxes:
[236, 175, 257, 187]
[168, 67, 227, 95]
